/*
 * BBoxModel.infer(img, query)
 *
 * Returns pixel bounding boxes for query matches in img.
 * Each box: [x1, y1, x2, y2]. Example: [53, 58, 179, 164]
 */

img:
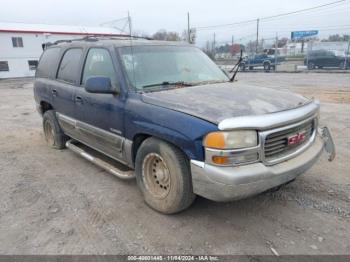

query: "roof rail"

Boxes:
[42, 35, 153, 50]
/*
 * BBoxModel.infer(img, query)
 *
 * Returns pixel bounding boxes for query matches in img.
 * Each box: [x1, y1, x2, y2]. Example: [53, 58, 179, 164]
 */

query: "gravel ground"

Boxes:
[0, 73, 349, 255]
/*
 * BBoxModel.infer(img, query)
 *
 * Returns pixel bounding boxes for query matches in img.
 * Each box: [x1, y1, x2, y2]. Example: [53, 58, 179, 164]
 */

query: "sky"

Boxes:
[1, 0, 350, 47]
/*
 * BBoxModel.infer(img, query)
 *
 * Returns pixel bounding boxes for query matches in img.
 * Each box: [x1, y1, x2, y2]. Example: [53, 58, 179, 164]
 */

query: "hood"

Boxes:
[141, 82, 309, 124]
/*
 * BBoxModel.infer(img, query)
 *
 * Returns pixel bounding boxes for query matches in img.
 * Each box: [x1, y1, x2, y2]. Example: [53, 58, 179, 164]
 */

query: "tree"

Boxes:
[152, 30, 181, 41]
[322, 34, 350, 42]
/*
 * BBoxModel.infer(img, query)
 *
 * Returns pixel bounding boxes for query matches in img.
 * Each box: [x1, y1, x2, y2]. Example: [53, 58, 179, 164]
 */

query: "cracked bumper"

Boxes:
[190, 129, 335, 202]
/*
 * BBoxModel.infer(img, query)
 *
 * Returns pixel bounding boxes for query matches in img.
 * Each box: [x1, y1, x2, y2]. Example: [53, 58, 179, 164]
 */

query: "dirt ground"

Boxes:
[0, 73, 349, 255]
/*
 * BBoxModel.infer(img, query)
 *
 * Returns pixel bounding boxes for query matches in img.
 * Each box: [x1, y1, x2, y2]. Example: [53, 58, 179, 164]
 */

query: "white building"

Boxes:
[0, 22, 125, 78]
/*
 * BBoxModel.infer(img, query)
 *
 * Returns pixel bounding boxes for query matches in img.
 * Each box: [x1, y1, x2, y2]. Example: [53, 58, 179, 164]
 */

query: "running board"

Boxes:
[66, 140, 135, 180]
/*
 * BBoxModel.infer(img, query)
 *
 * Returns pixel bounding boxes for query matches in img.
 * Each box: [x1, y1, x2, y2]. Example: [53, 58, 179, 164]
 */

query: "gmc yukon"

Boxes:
[34, 37, 335, 214]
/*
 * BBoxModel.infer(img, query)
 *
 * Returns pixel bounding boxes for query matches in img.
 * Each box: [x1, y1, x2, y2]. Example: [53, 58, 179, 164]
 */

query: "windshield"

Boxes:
[118, 45, 229, 91]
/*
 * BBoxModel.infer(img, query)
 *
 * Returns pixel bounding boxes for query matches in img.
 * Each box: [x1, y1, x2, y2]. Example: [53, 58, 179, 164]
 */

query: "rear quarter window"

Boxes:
[57, 48, 83, 84]
[36, 48, 61, 78]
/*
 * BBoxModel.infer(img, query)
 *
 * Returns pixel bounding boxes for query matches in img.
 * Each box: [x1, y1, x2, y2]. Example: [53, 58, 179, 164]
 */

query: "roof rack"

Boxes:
[42, 35, 153, 49]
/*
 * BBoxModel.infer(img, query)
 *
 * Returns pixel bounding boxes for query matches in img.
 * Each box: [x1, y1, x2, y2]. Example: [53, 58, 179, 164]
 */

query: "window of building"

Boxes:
[0, 61, 9, 72]
[12, 37, 23, 48]
[36, 47, 61, 78]
[28, 60, 39, 70]
[57, 48, 83, 84]
[82, 48, 117, 85]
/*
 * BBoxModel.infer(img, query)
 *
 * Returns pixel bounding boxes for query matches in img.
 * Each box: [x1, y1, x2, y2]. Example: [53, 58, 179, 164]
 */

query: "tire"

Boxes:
[263, 62, 271, 72]
[239, 63, 246, 71]
[249, 66, 253, 70]
[42, 110, 68, 149]
[308, 62, 315, 70]
[135, 137, 196, 214]
[339, 61, 345, 69]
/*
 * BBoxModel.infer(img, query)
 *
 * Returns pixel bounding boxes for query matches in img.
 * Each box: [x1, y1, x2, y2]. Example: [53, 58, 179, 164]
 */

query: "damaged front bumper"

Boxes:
[190, 127, 335, 202]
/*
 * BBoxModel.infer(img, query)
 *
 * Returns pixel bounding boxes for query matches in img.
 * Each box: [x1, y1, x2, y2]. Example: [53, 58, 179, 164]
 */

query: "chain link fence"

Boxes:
[212, 35, 350, 73]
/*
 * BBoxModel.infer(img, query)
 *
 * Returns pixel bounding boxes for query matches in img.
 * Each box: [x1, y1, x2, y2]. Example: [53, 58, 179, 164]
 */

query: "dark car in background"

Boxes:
[305, 50, 348, 69]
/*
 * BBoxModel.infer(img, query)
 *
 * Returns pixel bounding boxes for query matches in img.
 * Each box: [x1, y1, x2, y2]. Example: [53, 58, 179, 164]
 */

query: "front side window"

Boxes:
[12, 37, 23, 47]
[119, 45, 228, 91]
[0, 61, 9, 72]
[82, 48, 117, 85]
[57, 48, 83, 84]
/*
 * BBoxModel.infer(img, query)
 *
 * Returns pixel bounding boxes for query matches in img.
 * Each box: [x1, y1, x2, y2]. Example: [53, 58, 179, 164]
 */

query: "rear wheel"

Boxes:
[339, 61, 346, 69]
[135, 137, 196, 214]
[249, 66, 254, 70]
[239, 63, 246, 71]
[263, 62, 271, 71]
[43, 110, 68, 149]
[308, 62, 315, 70]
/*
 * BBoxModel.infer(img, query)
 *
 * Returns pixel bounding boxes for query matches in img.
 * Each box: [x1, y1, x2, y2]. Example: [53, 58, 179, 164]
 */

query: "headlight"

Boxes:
[203, 130, 258, 149]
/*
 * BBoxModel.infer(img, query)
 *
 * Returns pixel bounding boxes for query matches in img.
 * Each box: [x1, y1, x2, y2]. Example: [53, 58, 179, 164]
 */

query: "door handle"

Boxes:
[75, 96, 83, 104]
[52, 89, 57, 97]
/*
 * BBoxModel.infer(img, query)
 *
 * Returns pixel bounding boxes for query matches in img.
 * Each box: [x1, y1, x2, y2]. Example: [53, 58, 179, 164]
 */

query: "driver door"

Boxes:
[74, 47, 126, 161]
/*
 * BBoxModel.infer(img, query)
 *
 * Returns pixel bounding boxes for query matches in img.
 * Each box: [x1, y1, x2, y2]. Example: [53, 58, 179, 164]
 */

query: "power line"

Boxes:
[195, 0, 348, 30]
[261, 0, 347, 21]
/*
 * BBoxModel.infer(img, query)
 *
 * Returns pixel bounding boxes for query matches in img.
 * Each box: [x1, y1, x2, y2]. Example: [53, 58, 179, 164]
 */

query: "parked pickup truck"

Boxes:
[240, 54, 285, 71]
[34, 37, 335, 214]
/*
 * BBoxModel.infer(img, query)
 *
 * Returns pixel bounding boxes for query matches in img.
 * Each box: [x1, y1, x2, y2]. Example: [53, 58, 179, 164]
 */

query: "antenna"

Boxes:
[128, 11, 137, 88]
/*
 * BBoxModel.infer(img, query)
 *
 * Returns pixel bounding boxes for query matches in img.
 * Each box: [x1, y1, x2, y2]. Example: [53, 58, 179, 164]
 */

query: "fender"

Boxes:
[124, 94, 218, 162]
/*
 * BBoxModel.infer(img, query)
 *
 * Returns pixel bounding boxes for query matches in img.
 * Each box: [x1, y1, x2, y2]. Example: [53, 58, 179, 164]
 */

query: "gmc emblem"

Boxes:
[288, 132, 306, 145]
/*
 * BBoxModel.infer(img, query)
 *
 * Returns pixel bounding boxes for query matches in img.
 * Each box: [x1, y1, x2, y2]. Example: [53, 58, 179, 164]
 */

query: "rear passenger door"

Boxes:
[74, 47, 126, 161]
[54, 48, 84, 137]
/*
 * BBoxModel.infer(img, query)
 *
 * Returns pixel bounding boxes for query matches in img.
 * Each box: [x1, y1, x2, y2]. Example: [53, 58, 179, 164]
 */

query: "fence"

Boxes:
[213, 36, 350, 72]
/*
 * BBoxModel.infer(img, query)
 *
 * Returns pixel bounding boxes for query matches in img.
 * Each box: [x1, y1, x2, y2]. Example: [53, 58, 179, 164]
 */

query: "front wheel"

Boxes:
[135, 137, 196, 214]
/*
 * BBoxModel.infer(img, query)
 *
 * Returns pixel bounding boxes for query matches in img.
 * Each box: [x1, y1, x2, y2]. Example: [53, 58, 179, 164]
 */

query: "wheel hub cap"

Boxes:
[142, 153, 171, 199]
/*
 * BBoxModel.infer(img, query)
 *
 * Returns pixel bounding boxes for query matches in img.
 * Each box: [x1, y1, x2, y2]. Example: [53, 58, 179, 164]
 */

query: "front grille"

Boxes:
[264, 119, 315, 161]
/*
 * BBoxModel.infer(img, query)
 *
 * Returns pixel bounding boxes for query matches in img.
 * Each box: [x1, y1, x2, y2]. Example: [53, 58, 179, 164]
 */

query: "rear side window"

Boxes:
[36, 48, 61, 78]
[57, 48, 83, 84]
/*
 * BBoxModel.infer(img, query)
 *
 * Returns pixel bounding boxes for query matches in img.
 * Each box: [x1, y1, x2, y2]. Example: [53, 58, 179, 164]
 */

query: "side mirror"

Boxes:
[85, 76, 118, 94]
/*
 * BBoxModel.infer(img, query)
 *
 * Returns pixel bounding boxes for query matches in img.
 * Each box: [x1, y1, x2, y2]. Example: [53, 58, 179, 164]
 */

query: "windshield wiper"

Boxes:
[143, 81, 194, 89]
[229, 50, 243, 82]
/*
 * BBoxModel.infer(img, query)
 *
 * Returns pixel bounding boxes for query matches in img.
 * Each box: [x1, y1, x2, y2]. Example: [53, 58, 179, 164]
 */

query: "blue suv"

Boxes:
[34, 37, 335, 214]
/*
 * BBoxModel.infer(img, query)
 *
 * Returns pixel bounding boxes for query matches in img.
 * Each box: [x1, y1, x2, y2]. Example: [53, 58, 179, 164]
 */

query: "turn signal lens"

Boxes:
[212, 156, 230, 165]
[203, 132, 226, 149]
[204, 130, 258, 149]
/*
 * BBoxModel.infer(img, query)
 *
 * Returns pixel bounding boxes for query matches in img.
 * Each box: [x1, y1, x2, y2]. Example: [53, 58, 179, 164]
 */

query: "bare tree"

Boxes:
[152, 30, 181, 41]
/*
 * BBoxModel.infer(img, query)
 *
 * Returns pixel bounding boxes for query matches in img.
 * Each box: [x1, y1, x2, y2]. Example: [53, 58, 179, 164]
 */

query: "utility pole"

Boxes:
[256, 18, 259, 53]
[275, 33, 278, 71]
[231, 35, 234, 46]
[213, 33, 216, 56]
[187, 12, 191, 43]
[345, 37, 350, 69]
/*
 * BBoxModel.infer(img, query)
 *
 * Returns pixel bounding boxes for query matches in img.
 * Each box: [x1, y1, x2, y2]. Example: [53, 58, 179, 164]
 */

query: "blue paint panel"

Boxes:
[124, 93, 218, 161]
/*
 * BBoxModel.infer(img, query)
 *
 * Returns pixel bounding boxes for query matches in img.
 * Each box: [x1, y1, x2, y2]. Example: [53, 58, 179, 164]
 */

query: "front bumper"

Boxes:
[190, 128, 335, 202]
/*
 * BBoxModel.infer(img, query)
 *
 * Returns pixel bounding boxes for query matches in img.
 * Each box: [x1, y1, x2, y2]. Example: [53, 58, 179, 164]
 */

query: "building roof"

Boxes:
[0, 22, 126, 36]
